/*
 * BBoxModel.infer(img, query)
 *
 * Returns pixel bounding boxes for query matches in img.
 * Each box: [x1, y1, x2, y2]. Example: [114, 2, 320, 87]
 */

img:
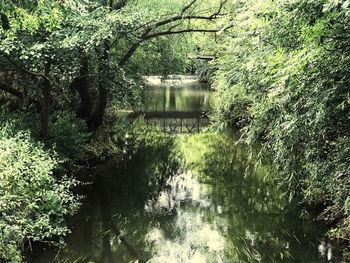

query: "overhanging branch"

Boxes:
[0, 83, 23, 98]
[1, 54, 49, 81]
[118, 24, 232, 66]
[117, 0, 230, 66]
[0, 83, 41, 108]
[144, 28, 220, 40]
[130, 0, 227, 39]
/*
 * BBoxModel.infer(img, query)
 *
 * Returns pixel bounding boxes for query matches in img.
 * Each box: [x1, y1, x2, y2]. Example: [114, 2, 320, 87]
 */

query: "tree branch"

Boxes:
[1, 54, 49, 81]
[144, 28, 219, 40]
[118, 42, 142, 67]
[118, 27, 153, 66]
[117, 0, 229, 66]
[118, 23, 232, 66]
[0, 83, 41, 109]
[0, 83, 23, 98]
[145, 21, 234, 40]
[167, 22, 182, 32]
[213, 0, 228, 19]
[151, 14, 217, 29]
[181, 0, 197, 14]
[139, 1, 227, 34]
[127, 0, 199, 32]
[114, 13, 218, 48]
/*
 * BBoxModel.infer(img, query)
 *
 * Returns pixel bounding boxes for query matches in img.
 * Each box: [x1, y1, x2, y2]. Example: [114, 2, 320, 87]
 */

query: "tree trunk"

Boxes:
[40, 79, 51, 138]
[89, 43, 110, 131]
[40, 64, 51, 139]
[72, 58, 93, 121]
[89, 83, 108, 131]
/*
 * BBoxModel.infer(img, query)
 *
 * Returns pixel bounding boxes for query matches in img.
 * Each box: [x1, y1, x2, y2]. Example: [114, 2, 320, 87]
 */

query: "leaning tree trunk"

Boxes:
[89, 42, 110, 131]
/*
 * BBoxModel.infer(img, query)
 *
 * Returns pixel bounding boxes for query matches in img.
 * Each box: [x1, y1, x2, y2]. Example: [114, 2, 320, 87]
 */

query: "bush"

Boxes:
[0, 106, 90, 162]
[48, 111, 90, 161]
[0, 125, 79, 263]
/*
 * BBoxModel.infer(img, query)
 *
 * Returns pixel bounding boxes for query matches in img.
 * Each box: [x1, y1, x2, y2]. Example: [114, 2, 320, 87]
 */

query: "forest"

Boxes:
[0, 0, 349, 262]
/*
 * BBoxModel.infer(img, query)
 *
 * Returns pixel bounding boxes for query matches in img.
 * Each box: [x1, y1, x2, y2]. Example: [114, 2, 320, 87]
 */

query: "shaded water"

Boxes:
[28, 77, 340, 262]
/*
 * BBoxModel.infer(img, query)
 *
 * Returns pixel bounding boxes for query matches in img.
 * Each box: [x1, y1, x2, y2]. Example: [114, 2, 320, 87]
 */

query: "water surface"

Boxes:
[141, 76, 211, 113]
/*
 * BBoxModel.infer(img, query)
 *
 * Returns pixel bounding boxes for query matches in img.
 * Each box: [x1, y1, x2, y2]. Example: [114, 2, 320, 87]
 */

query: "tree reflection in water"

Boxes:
[56, 135, 181, 263]
[178, 133, 334, 263]
[44, 132, 337, 263]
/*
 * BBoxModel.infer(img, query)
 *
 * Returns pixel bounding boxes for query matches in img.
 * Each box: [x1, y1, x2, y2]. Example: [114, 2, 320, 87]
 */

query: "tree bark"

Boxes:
[89, 82, 108, 131]
[40, 64, 51, 139]
[40, 80, 51, 138]
[118, 42, 141, 67]
[72, 58, 94, 121]
[89, 42, 110, 131]
[0, 83, 23, 98]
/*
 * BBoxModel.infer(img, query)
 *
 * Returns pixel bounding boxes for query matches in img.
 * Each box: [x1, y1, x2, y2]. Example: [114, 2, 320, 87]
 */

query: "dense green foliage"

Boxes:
[1, 0, 349, 260]
[212, 0, 350, 240]
[0, 0, 223, 134]
[0, 124, 79, 263]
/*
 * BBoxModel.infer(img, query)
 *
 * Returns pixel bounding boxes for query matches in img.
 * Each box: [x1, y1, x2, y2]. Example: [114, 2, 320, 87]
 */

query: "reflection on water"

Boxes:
[130, 76, 211, 134]
[142, 76, 211, 113]
[144, 172, 226, 262]
[178, 134, 340, 262]
[29, 133, 341, 263]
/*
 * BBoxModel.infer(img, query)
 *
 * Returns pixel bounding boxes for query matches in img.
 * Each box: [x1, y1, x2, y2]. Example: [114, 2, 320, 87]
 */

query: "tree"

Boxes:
[211, 0, 350, 241]
[0, 0, 230, 136]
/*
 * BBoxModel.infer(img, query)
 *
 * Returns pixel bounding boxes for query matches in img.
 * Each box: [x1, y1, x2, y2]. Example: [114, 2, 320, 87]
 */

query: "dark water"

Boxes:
[28, 77, 341, 263]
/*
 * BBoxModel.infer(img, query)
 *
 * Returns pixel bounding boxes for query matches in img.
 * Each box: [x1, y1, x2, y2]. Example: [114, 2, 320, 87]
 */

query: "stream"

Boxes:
[28, 76, 341, 263]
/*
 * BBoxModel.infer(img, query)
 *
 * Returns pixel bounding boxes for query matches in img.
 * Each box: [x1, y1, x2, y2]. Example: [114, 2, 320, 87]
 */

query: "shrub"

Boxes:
[48, 111, 90, 161]
[0, 125, 79, 262]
